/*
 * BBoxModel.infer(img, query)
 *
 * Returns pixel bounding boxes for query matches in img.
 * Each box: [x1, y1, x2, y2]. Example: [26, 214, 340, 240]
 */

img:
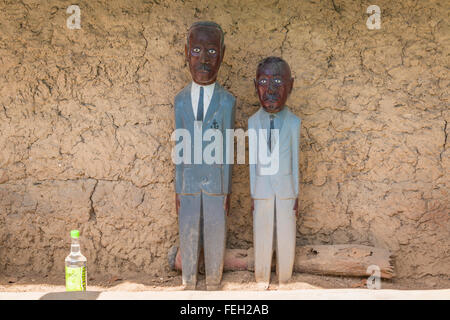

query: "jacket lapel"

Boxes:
[256, 108, 268, 147]
[182, 83, 195, 122]
[203, 83, 220, 126]
[271, 108, 288, 152]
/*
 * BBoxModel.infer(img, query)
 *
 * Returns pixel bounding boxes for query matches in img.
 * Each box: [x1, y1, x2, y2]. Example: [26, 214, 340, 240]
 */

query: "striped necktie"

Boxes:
[196, 86, 204, 121]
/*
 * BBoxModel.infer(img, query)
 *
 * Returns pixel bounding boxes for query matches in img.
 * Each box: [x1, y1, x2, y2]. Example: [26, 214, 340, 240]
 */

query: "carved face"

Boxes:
[185, 26, 224, 85]
[255, 62, 293, 113]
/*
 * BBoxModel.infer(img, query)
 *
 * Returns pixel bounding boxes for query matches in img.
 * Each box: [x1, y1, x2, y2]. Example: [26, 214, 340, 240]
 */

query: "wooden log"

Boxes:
[168, 244, 395, 279]
[297, 245, 394, 279]
[168, 246, 249, 273]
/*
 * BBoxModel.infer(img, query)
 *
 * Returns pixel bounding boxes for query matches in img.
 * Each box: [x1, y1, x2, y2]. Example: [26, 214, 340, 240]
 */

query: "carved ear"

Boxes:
[185, 44, 189, 62]
[289, 77, 294, 94]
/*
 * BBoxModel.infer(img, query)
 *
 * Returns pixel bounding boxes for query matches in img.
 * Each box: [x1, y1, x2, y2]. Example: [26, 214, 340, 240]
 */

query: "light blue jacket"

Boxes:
[248, 107, 301, 199]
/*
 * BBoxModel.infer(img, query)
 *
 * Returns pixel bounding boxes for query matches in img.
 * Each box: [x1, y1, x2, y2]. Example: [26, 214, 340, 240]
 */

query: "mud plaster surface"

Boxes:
[0, 0, 448, 285]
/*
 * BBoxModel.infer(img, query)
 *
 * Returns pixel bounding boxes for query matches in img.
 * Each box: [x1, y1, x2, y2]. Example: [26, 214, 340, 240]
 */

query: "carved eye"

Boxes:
[192, 47, 200, 53]
[208, 49, 216, 54]
[274, 79, 282, 84]
[258, 79, 267, 85]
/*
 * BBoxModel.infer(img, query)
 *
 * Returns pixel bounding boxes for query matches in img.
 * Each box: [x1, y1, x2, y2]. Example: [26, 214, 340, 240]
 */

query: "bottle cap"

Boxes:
[70, 230, 80, 238]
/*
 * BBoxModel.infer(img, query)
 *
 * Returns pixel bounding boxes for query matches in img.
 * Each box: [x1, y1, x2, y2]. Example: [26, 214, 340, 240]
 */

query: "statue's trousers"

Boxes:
[178, 192, 226, 287]
[253, 196, 296, 286]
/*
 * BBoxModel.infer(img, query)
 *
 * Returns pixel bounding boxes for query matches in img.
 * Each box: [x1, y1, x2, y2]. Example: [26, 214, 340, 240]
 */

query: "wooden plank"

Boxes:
[169, 244, 395, 279]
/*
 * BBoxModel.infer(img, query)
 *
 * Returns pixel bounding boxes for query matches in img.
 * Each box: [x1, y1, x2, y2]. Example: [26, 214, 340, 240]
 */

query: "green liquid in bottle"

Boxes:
[65, 230, 87, 291]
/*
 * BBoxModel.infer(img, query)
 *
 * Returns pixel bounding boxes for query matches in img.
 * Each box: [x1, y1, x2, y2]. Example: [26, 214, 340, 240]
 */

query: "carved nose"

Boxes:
[200, 51, 208, 63]
[268, 83, 276, 93]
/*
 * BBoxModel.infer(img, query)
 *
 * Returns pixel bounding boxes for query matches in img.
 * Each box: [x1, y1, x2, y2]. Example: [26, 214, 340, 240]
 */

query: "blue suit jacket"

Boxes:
[174, 83, 236, 195]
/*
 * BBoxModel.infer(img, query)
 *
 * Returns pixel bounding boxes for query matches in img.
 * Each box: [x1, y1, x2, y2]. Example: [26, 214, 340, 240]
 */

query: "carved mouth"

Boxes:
[264, 96, 279, 102]
[197, 64, 211, 72]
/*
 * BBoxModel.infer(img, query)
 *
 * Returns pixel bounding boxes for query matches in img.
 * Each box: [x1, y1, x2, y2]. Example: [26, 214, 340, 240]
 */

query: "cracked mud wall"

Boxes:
[0, 0, 448, 280]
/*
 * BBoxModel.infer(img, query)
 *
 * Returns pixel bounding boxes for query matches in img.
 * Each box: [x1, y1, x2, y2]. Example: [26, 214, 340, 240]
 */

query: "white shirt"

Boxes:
[191, 82, 215, 120]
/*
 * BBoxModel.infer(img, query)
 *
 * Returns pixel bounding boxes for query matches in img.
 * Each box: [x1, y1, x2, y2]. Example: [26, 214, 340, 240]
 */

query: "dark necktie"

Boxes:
[197, 86, 204, 121]
[269, 115, 275, 151]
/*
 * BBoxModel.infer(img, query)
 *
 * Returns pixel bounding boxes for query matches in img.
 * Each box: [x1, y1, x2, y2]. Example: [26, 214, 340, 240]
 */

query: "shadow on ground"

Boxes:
[40, 291, 101, 300]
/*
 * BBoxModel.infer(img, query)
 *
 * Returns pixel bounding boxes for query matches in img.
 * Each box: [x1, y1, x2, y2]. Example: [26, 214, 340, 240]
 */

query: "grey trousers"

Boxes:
[178, 192, 226, 288]
[253, 197, 296, 286]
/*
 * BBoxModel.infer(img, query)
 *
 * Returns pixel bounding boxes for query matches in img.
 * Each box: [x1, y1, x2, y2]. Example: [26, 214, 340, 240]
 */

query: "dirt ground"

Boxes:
[1, 271, 449, 293]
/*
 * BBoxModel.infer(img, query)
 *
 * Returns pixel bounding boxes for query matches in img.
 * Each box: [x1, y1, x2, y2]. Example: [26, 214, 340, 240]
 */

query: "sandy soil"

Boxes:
[1, 271, 449, 293]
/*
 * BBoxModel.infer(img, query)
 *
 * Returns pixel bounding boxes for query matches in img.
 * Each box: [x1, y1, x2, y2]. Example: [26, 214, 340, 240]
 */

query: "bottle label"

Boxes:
[65, 266, 86, 291]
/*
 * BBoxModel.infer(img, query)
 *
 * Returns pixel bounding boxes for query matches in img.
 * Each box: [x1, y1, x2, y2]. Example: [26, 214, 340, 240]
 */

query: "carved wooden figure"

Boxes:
[174, 21, 235, 290]
[248, 57, 301, 288]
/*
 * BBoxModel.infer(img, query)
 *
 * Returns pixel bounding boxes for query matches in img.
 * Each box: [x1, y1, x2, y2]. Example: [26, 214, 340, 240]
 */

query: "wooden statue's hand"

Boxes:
[293, 197, 299, 218]
[175, 194, 180, 216]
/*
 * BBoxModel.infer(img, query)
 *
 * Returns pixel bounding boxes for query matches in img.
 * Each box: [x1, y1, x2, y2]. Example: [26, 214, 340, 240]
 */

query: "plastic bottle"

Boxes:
[65, 230, 87, 291]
